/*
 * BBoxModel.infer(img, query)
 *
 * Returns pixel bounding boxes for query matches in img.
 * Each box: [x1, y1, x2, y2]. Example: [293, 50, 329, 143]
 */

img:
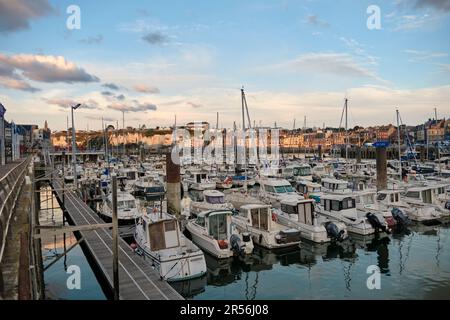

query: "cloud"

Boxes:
[142, 31, 169, 45]
[415, 0, 450, 12]
[304, 15, 329, 28]
[340, 37, 379, 66]
[404, 49, 448, 61]
[43, 98, 100, 110]
[0, 77, 40, 92]
[440, 64, 450, 72]
[0, 0, 54, 33]
[392, 13, 439, 30]
[80, 34, 103, 45]
[264, 53, 385, 82]
[134, 84, 160, 93]
[116, 94, 125, 101]
[102, 82, 119, 90]
[186, 102, 202, 108]
[101, 91, 113, 96]
[108, 102, 157, 113]
[0, 54, 99, 83]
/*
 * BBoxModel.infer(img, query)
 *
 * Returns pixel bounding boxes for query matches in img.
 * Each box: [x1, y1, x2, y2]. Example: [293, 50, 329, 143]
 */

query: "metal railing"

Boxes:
[0, 157, 31, 263]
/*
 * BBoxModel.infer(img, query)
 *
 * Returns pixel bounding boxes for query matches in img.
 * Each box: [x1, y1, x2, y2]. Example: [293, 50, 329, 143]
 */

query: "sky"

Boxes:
[0, 0, 449, 131]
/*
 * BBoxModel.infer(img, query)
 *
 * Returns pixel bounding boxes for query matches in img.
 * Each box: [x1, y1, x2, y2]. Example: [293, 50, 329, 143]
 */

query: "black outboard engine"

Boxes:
[230, 234, 244, 257]
[325, 222, 346, 242]
[391, 208, 411, 226]
[445, 201, 450, 211]
[366, 212, 389, 234]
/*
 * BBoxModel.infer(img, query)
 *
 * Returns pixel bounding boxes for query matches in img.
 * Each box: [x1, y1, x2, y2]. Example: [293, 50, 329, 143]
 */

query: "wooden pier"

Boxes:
[50, 178, 183, 300]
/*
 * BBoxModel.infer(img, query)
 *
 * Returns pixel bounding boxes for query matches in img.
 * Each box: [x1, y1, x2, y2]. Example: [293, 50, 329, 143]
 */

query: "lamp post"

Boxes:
[71, 103, 81, 190]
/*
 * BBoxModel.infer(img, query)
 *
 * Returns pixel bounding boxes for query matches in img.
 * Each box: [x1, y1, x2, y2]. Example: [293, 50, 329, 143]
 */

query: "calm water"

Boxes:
[38, 187, 450, 300]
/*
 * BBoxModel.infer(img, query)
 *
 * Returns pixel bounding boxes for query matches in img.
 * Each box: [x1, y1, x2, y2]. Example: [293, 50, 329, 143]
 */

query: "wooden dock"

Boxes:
[51, 178, 183, 300]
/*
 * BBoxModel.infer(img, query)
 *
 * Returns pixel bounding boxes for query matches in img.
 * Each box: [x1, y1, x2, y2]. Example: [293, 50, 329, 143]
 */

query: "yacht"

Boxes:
[273, 198, 348, 243]
[185, 210, 254, 259]
[257, 177, 303, 207]
[321, 177, 352, 194]
[134, 210, 207, 281]
[232, 204, 302, 249]
[315, 194, 388, 235]
[99, 191, 140, 225]
[402, 186, 449, 222]
[190, 190, 234, 216]
[133, 174, 166, 197]
[185, 171, 216, 191]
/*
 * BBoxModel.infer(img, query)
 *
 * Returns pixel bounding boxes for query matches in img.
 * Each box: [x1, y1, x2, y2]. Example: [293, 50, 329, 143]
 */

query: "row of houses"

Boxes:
[0, 103, 51, 165]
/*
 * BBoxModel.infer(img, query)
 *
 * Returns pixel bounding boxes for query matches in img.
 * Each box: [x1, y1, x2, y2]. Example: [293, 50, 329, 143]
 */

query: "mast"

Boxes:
[241, 86, 246, 130]
[122, 111, 125, 157]
[396, 109, 402, 180]
[345, 98, 348, 163]
[216, 112, 219, 130]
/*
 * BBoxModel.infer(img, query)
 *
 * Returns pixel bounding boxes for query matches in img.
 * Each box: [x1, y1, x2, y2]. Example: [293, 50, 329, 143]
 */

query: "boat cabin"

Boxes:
[195, 210, 231, 241]
[321, 178, 351, 193]
[376, 189, 401, 205]
[143, 214, 181, 251]
[296, 181, 322, 195]
[239, 204, 273, 231]
[203, 190, 226, 204]
[320, 194, 357, 219]
[259, 178, 296, 194]
[280, 199, 316, 226]
[404, 186, 436, 204]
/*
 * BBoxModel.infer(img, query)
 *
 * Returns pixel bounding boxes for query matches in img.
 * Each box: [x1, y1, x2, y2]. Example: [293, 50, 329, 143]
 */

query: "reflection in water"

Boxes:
[171, 219, 450, 299]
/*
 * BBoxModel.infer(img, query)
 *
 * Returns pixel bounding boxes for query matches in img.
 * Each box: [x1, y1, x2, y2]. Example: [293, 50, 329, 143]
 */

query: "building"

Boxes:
[0, 103, 5, 165]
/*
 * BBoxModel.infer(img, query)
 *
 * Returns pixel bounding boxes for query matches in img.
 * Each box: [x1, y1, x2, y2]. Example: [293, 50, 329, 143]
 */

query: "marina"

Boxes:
[1, 0, 450, 304]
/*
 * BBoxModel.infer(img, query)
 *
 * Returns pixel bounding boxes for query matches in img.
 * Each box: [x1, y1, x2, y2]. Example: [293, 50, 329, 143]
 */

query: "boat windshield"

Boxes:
[294, 166, 311, 176]
[209, 213, 228, 240]
[118, 200, 136, 209]
[274, 185, 295, 193]
[377, 193, 387, 201]
[206, 195, 225, 204]
[405, 191, 420, 199]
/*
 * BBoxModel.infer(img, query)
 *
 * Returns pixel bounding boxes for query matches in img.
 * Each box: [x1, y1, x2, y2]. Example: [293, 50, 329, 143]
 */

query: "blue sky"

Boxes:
[0, 0, 449, 130]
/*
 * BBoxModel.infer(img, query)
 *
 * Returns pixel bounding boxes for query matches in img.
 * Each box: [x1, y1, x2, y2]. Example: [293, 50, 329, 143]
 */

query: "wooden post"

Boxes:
[111, 174, 120, 300]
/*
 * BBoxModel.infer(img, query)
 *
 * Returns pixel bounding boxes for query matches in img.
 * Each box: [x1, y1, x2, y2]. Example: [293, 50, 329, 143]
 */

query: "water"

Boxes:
[38, 187, 450, 300]
[39, 187, 106, 300]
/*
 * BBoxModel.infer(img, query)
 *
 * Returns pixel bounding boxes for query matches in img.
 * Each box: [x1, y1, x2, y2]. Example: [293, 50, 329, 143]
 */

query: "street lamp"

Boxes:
[71, 103, 81, 190]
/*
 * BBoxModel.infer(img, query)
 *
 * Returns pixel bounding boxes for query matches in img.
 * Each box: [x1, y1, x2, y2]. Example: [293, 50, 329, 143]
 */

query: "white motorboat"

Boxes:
[257, 177, 303, 207]
[315, 193, 388, 235]
[274, 198, 348, 243]
[190, 190, 234, 216]
[232, 204, 302, 249]
[133, 174, 166, 197]
[225, 189, 264, 211]
[100, 191, 140, 225]
[185, 171, 216, 191]
[402, 185, 449, 221]
[134, 210, 207, 282]
[186, 210, 254, 259]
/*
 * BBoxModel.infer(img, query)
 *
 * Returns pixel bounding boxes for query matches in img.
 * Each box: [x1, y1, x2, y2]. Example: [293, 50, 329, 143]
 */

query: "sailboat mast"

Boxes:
[345, 98, 348, 162]
[241, 87, 246, 130]
[396, 109, 402, 179]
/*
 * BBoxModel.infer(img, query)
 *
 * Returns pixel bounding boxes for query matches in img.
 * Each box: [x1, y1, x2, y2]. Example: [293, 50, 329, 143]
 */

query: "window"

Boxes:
[395, 193, 399, 202]
[305, 203, 313, 225]
[196, 216, 205, 227]
[251, 209, 259, 228]
[206, 195, 224, 204]
[341, 198, 355, 209]
[260, 208, 269, 231]
[390, 194, 395, 203]
[331, 200, 340, 211]
[265, 185, 276, 193]
[164, 220, 176, 231]
[274, 186, 287, 193]
[406, 191, 420, 199]
[377, 193, 387, 201]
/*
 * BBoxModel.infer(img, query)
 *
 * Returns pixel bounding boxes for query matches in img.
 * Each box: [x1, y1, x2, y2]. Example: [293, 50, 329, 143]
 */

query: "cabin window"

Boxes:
[281, 203, 298, 215]
[251, 208, 269, 231]
[196, 175, 201, 183]
[206, 195, 225, 204]
[148, 222, 166, 251]
[325, 200, 330, 211]
[331, 200, 340, 211]
[196, 216, 205, 227]
[422, 190, 432, 204]
[265, 185, 276, 193]
[341, 198, 355, 209]
[377, 193, 387, 201]
[395, 193, 399, 202]
[164, 221, 176, 232]
[201, 174, 207, 179]
[209, 213, 228, 240]
[390, 194, 395, 203]
[406, 191, 420, 199]
[251, 209, 260, 228]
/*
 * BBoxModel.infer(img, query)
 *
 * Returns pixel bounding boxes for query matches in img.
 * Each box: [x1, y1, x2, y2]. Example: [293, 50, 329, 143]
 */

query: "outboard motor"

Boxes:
[366, 212, 389, 234]
[325, 222, 346, 242]
[445, 201, 450, 211]
[391, 208, 411, 226]
[230, 234, 245, 257]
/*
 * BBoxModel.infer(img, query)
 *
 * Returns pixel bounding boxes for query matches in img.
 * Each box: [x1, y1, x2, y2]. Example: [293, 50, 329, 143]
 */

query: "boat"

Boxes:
[225, 188, 264, 211]
[185, 170, 216, 191]
[402, 185, 449, 222]
[321, 177, 352, 194]
[232, 175, 256, 187]
[273, 198, 348, 243]
[232, 204, 302, 249]
[134, 210, 207, 282]
[133, 174, 165, 197]
[99, 191, 140, 225]
[185, 210, 254, 259]
[257, 177, 303, 207]
[190, 190, 234, 216]
[215, 175, 233, 189]
[315, 193, 388, 235]
[295, 180, 322, 200]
